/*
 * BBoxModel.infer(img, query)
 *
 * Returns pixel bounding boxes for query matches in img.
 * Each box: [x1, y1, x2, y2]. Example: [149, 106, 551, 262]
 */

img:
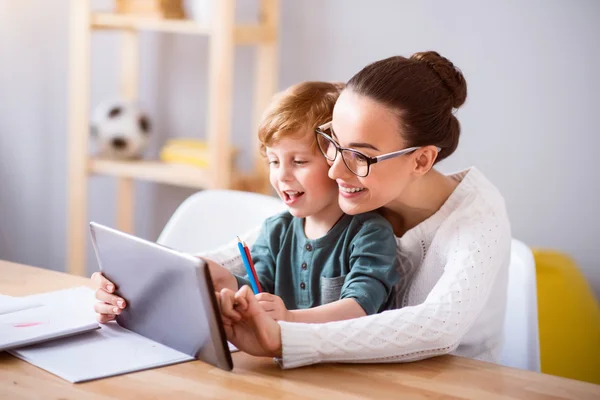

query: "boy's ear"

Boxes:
[413, 145, 438, 176]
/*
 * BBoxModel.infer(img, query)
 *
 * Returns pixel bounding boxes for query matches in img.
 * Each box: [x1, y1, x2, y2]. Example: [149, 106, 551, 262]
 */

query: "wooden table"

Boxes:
[1, 260, 599, 400]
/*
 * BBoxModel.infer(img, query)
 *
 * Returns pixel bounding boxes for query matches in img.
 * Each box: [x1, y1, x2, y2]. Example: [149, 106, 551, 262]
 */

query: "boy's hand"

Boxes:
[255, 293, 292, 321]
[216, 288, 242, 325]
[216, 286, 282, 357]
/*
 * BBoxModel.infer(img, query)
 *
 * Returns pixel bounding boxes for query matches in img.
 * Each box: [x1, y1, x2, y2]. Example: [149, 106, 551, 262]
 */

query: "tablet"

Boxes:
[89, 222, 233, 371]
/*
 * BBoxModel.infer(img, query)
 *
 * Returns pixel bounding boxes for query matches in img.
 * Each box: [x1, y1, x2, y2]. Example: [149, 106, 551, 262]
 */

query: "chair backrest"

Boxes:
[499, 239, 541, 372]
[157, 190, 286, 254]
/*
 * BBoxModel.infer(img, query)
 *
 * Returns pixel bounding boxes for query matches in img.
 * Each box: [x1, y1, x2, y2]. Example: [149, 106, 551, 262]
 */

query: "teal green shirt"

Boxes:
[235, 211, 400, 315]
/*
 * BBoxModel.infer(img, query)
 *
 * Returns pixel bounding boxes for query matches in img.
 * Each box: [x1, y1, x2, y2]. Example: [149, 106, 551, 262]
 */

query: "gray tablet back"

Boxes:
[89, 222, 232, 371]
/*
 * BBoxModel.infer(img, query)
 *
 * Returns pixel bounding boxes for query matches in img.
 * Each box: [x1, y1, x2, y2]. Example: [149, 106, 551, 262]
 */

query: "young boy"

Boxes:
[205, 82, 399, 323]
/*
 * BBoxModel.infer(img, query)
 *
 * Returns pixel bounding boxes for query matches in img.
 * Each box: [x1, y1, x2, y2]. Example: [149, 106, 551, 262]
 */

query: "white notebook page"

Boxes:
[9, 286, 236, 382]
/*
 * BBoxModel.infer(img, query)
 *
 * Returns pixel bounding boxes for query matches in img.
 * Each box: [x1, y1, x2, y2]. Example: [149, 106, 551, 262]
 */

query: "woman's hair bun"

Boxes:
[410, 51, 467, 109]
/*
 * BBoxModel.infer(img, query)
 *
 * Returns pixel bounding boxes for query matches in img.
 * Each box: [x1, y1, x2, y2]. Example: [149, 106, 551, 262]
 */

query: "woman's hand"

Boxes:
[256, 292, 292, 322]
[217, 286, 282, 357]
[91, 272, 127, 324]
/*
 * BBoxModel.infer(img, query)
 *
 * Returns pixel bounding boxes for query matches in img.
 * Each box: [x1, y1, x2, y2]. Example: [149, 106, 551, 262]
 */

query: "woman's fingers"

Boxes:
[234, 286, 254, 311]
[91, 272, 115, 293]
[95, 288, 126, 309]
[92, 272, 126, 310]
[96, 313, 115, 324]
[93, 302, 122, 316]
[219, 289, 242, 321]
[91, 272, 125, 324]
[222, 285, 283, 357]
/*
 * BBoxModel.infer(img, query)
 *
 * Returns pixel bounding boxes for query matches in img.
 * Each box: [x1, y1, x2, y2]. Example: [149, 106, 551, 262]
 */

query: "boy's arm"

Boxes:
[257, 216, 398, 322]
[256, 293, 366, 323]
[288, 298, 366, 323]
[339, 217, 400, 315]
[200, 257, 238, 292]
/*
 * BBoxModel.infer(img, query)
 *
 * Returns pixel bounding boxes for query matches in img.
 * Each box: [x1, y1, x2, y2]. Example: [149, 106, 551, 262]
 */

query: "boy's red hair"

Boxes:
[258, 81, 344, 156]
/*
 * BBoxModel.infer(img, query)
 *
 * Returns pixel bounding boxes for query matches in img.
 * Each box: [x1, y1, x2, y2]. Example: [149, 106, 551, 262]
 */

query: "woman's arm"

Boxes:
[276, 224, 511, 368]
[195, 224, 262, 276]
[224, 223, 511, 365]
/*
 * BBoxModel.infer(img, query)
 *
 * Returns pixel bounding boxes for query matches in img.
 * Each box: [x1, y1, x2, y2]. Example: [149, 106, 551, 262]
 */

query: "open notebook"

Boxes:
[9, 287, 238, 383]
[0, 290, 99, 352]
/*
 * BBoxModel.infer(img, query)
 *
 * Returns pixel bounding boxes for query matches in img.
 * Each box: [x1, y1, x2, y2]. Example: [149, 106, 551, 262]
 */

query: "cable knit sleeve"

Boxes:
[277, 219, 511, 369]
[196, 224, 262, 276]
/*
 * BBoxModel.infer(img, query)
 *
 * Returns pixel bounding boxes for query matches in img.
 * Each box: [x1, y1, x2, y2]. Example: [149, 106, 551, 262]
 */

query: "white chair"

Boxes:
[157, 189, 286, 254]
[499, 239, 541, 372]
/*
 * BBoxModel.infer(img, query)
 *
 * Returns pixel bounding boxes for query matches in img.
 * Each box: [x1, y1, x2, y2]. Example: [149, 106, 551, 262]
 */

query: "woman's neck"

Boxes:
[304, 203, 344, 240]
[382, 169, 459, 237]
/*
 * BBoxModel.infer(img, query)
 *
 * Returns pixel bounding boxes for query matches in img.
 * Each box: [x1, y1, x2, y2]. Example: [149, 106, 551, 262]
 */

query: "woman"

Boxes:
[93, 51, 511, 369]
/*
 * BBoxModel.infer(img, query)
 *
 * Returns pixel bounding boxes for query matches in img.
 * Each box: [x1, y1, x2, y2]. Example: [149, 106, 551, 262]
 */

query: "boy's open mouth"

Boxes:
[283, 190, 305, 203]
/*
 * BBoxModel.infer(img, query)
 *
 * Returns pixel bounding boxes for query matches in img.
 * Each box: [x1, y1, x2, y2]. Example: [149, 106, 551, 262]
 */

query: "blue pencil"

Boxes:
[237, 238, 259, 294]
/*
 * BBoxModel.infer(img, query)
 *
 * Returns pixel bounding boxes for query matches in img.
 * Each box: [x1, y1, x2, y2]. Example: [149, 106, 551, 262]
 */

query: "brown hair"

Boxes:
[347, 51, 467, 163]
[258, 81, 344, 156]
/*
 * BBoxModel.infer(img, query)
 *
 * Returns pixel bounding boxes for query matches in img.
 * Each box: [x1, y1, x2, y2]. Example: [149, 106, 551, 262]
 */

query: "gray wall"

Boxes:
[1, 0, 598, 298]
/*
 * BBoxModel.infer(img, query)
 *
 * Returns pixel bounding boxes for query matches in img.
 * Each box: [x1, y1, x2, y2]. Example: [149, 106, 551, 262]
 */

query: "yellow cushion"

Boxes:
[534, 249, 600, 384]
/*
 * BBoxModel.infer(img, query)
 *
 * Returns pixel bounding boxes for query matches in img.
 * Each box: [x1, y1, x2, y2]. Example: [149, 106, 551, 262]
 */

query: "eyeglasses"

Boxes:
[315, 121, 426, 177]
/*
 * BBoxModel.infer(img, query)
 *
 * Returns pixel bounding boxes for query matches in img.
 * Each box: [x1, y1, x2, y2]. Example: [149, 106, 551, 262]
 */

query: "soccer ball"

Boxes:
[90, 99, 151, 159]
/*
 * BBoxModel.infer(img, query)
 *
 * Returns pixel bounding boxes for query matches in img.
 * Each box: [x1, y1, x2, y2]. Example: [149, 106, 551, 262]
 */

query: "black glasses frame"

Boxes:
[315, 121, 426, 177]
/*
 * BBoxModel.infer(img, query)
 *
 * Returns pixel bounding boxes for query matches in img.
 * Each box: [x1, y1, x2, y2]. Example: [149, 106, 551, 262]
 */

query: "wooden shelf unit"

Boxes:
[67, 0, 279, 275]
[88, 159, 212, 190]
[90, 12, 275, 43]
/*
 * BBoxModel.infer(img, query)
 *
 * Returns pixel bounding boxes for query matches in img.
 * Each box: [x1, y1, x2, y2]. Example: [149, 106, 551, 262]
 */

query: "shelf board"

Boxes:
[90, 13, 275, 44]
[91, 13, 212, 35]
[88, 159, 212, 190]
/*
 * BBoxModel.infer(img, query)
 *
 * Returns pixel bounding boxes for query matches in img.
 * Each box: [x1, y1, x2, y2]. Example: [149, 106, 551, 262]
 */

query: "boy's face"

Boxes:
[266, 131, 340, 219]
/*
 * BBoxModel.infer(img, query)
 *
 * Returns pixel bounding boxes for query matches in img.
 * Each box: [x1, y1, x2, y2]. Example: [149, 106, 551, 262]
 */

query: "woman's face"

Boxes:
[327, 90, 417, 215]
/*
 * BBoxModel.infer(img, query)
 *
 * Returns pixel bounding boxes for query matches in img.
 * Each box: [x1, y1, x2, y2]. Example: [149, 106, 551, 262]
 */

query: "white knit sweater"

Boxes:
[203, 167, 512, 369]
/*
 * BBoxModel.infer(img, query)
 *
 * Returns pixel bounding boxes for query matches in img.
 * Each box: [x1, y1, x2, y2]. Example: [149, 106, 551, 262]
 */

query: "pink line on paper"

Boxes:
[13, 322, 43, 328]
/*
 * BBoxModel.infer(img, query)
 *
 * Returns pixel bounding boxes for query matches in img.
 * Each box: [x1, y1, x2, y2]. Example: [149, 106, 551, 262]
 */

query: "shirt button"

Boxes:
[305, 244, 312, 251]
[300, 282, 306, 289]
[301, 262, 307, 270]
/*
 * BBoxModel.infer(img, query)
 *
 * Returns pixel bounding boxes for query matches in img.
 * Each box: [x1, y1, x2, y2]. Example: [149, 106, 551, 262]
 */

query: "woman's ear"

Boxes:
[413, 145, 439, 176]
